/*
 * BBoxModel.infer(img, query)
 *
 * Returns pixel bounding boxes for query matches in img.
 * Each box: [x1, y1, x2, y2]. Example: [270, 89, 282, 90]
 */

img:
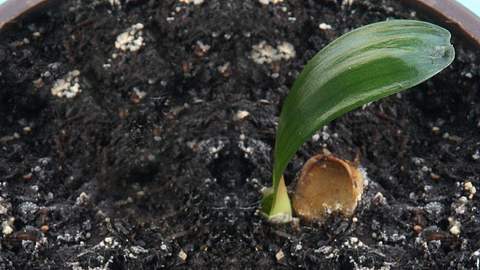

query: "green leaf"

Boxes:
[263, 20, 455, 222]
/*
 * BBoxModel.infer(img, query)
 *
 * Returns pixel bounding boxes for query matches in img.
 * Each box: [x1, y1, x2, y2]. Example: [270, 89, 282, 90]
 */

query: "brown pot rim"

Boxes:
[1, 0, 480, 46]
[400, 0, 480, 47]
[0, 0, 48, 30]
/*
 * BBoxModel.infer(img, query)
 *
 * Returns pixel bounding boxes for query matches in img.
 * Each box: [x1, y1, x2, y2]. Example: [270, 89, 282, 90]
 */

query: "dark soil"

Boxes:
[1, 0, 480, 269]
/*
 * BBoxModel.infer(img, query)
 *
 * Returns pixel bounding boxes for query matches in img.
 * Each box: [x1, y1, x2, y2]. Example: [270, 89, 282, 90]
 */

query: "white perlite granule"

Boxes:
[342, 0, 354, 7]
[2, 217, 14, 236]
[448, 217, 461, 236]
[251, 41, 296, 64]
[178, 249, 188, 261]
[51, 70, 82, 98]
[233, 110, 250, 121]
[275, 249, 285, 261]
[179, 0, 204, 4]
[319, 23, 332, 30]
[464, 181, 477, 199]
[259, 0, 283, 5]
[108, 0, 121, 7]
[472, 150, 480, 160]
[115, 23, 145, 52]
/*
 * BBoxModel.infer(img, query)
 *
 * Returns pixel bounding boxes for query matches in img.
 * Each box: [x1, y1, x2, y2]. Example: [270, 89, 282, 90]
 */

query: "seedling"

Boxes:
[261, 20, 455, 223]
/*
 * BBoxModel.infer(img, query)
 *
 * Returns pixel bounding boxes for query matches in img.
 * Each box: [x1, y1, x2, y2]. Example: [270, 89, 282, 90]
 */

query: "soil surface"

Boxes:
[1, 0, 480, 269]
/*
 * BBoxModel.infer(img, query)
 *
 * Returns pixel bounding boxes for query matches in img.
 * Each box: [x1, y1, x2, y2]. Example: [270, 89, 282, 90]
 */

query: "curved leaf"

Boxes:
[264, 20, 455, 221]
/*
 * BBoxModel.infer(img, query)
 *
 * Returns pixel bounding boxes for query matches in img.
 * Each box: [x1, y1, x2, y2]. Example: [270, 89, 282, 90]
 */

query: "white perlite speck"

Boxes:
[115, 23, 145, 52]
[277, 42, 295, 59]
[275, 249, 285, 261]
[0, 197, 10, 215]
[259, 0, 283, 5]
[108, 0, 121, 7]
[251, 41, 296, 64]
[2, 222, 13, 235]
[0, 204, 8, 215]
[2, 217, 14, 236]
[448, 217, 461, 236]
[373, 192, 387, 206]
[452, 196, 468, 215]
[178, 249, 188, 261]
[96, 237, 121, 249]
[196, 40, 211, 54]
[472, 150, 480, 160]
[133, 87, 147, 100]
[76, 192, 90, 205]
[233, 110, 250, 121]
[51, 70, 82, 98]
[464, 181, 476, 199]
[319, 23, 332, 30]
[179, 0, 204, 4]
[342, 0, 354, 7]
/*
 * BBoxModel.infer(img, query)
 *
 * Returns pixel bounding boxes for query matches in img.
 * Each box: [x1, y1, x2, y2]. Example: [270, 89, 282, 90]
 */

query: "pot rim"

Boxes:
[1, 0, 480, 47]
[400, 0, 480, 47]
[0, 0, 48, 30]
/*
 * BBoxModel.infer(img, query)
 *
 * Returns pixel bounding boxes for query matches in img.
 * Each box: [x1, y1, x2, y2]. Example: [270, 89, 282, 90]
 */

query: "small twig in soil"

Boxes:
[272, 229, 294, 240]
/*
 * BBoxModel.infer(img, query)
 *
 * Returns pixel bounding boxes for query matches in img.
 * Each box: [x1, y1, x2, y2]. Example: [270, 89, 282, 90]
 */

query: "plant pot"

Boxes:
[1, 0, 479, 269]
[2, 0, 480, 46]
